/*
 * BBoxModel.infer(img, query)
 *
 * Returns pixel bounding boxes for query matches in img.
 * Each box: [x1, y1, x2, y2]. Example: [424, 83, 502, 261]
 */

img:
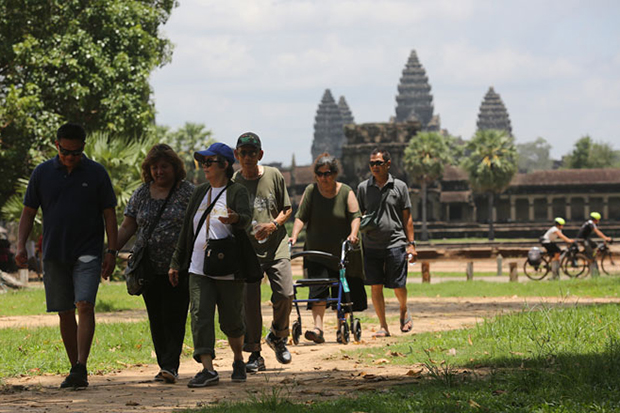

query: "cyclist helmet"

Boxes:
[590, 212, 602, 221]
[554, 217, 566, 226]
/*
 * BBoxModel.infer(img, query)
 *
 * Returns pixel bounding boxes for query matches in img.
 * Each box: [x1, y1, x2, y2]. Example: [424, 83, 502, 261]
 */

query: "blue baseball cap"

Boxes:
[194, 142, 235, 165]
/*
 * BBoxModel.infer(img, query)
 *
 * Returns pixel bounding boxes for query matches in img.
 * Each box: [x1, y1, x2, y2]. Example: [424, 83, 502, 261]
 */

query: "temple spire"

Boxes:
[338, 96, 354, 126]
[311, 89, 345, 159]
[395, 50, 434, 128]
[476, 86, 513, 135]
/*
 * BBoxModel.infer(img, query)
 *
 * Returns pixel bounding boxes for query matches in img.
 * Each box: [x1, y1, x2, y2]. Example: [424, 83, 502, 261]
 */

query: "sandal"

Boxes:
[304, 328, 325, 344]
[372, 329, 391, 338]
[400, 315, 413, 333]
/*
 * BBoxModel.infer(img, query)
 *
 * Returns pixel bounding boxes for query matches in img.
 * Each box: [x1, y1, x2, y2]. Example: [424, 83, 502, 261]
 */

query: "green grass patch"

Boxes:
[183, 303, 620, 412]
[0, 314, 230, 379]
[0, 282, 145, 317]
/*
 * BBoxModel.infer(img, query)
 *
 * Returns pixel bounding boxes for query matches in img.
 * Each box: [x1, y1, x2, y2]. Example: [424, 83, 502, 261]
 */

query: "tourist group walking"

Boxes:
[16, 123, 417, 389]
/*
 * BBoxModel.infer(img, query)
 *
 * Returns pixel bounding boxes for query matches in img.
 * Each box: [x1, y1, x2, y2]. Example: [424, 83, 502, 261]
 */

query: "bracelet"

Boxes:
[106, 249, 119, 256]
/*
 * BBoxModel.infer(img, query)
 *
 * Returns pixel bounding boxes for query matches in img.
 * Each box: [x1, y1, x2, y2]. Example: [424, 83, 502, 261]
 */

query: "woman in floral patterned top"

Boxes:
[117, 144, 194, 384]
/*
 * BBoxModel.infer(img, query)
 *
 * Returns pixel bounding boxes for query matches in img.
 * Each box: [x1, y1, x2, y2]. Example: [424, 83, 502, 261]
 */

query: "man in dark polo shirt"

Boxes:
[16, 123, 118, 389]
[357, 148, 417, 338]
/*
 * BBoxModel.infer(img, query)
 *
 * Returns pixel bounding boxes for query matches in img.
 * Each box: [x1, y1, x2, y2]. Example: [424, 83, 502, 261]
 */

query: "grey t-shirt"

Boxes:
[357, 174, 411, 250]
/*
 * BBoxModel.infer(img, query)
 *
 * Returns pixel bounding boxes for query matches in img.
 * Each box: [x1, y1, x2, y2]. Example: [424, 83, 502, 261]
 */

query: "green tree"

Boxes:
[161, 122, 215, 184]
[462, 129, 518, 240]
[404, 132, 453, 241]
[517, 137, 553, 173]
[0, 0, 176, 207]
[563, 136, 620, 169]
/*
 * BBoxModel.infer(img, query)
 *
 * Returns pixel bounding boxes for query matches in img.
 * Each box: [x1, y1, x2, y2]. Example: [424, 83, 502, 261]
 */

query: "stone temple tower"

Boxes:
[312, 89, 345, 160]
[395, 50, 434, 129]
[338, 96, 354, 126]
[476, 87, 512, 135]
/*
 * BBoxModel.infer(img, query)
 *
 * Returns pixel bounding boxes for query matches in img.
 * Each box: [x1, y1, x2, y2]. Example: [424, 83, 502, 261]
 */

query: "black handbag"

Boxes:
[203, 237, 240, 277]
[125, 185, 176, 296]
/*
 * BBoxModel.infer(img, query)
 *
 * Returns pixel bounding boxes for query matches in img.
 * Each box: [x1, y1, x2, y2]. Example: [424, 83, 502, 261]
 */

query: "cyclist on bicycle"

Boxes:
[576, 212, 612, 261]
[540, 217, 574, 278]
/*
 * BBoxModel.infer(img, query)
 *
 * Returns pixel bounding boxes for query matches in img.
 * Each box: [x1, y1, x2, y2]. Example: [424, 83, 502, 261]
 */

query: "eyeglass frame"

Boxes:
[57, 143, 84, 157]
[369, 160, 385, 167]
[315, 170, 334, 178]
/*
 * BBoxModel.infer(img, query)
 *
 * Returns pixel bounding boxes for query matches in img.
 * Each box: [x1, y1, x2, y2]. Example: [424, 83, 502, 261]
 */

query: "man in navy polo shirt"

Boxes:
[16, 123, 118, 389]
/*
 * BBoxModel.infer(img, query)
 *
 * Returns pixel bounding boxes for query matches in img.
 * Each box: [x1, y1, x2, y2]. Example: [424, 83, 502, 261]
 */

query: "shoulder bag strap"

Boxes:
[192, 181, 231, 245]
[144, 183, 177, 243]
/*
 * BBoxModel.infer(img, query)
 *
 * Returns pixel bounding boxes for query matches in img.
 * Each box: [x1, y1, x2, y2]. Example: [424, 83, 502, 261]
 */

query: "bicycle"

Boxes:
[594, 239, 619, 275]
[523, 243, 588, 280]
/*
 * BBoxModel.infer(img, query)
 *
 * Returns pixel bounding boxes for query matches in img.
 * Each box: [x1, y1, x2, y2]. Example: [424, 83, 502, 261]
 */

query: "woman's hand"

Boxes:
[168, 268, 179, 287]
[219, 207, 239, 224]
[347, 234, 359, 245]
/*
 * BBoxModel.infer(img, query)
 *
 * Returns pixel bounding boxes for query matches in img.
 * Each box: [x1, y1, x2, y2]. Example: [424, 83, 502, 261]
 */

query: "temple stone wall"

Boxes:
[341, 121, 422, 186]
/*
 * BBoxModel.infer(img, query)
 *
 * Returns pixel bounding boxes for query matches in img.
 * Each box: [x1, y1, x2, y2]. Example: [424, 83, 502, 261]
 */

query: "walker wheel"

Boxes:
[292, 320, 302, 345]
[352, 318, 362, 342]
[339, 321, 350, 344]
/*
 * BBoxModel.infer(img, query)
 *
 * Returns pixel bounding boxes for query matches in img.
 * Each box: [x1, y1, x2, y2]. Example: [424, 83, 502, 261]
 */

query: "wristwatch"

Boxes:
[408, 241, 416, 247]
[106, 249, 119, 256]
[272, 220, 280, 230]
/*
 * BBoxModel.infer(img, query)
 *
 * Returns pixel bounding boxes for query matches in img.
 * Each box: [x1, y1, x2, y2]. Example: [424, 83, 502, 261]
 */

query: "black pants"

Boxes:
[142, 272, 189, 373]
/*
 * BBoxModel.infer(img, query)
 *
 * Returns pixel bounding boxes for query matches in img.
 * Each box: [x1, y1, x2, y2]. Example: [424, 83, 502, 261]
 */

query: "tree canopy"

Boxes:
[517, 137, 552, 173]
[0, 0, 176, 205]
[563, 135, 620, 169]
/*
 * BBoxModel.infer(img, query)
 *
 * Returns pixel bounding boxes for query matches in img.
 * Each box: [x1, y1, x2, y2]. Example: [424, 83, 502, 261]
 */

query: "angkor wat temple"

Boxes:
[300, 49, 620, 236]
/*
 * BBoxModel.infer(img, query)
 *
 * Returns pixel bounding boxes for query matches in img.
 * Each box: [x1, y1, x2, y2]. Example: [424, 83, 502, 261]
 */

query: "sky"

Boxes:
[151, 0, 620, 166]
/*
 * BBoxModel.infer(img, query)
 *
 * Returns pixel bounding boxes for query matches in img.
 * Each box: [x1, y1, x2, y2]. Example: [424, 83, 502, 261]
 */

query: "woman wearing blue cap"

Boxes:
[169, 142, 252, 387]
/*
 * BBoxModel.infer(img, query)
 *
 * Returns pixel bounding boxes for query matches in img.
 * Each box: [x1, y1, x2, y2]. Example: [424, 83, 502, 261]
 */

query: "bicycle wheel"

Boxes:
[523, 257, 550, 280]
[561, 252, 589, 278]
[600, 252, 620, 275]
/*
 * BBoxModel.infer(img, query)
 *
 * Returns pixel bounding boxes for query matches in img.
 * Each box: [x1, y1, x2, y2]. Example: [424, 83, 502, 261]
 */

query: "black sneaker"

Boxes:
[60, 362, 88, 389]
[154, 371, 164, 382]
[187, 369, 219, 388]
[265, 332, 292, 364]
[231, 360, 247, 382]
[160, 369, 178, 384]
[246, 352, 266, 373]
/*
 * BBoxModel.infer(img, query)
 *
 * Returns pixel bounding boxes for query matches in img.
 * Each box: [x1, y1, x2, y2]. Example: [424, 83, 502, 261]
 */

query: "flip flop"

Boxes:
[400, 315, 413, 333]
[372, 329, 391, 338]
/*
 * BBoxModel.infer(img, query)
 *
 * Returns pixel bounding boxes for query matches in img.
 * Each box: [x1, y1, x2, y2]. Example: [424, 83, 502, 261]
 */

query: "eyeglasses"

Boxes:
[238, 149, 258, 158]
[369, 160, 385, 167]
[58, 144, 84, 157]
[199, 159, 218, 167]
[315, 171, 333, 178]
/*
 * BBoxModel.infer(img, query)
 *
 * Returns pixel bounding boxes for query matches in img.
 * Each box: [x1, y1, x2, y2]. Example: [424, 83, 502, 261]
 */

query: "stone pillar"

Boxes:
[566, 197, 572, 220]
[584, 195, 590, 218]
[466, 262, 474, 281]
[510, 195, 516, 222]
[509, 262, 518, 282]
[603, 195, 609, 219]
[421, 262, 431, 283]
[547, 196, 553, 221]
[528, 197, 535, 222]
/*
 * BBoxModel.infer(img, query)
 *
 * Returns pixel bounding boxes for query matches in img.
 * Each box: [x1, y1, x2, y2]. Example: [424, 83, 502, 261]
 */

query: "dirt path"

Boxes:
[2, 295, 620, 412]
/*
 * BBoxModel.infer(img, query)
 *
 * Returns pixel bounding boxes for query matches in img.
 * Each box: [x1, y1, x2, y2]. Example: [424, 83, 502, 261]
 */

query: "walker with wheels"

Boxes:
[290, 240, 362, 344]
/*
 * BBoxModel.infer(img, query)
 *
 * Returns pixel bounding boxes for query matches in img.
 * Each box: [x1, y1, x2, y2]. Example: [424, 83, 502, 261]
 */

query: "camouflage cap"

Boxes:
[236, 132, 261, 150]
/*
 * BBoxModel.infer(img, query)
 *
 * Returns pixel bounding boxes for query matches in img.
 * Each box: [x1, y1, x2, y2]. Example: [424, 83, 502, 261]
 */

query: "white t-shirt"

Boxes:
[189, 186, 234, 279]
[542, 226, 560, 243]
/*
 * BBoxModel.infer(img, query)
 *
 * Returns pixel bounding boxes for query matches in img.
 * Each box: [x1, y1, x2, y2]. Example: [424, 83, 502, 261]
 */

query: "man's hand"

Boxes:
[168, 268, 179, 287]
[101, 253, 116, 280]
[347, 234, 359, 245]
[406, 244, 417, 263]
[15, 248, 28, 268]
[254, 223, 274, 241]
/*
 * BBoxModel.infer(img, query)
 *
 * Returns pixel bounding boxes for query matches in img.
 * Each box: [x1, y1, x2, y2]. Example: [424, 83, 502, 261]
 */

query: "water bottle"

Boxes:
[252, 220, 267, 244]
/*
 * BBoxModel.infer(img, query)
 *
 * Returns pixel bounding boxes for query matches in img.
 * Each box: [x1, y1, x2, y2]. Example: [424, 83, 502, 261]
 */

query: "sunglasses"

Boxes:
[315, 171, 333, 178]
[199, 159, 218, 167]
[238, 149, 258, 158]
[369, 160, 385, 167]
[58, 144, 84, 157]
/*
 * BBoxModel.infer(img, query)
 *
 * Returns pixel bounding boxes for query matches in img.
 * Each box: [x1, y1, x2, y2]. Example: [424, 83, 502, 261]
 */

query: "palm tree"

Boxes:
[462, 129, 518, 240]
[403, 132, 453, 241]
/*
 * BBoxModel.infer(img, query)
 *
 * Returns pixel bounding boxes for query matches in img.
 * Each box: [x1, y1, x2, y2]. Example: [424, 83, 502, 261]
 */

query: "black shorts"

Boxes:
[304, 260, 367, 312]
[542, 242, 561, 256]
